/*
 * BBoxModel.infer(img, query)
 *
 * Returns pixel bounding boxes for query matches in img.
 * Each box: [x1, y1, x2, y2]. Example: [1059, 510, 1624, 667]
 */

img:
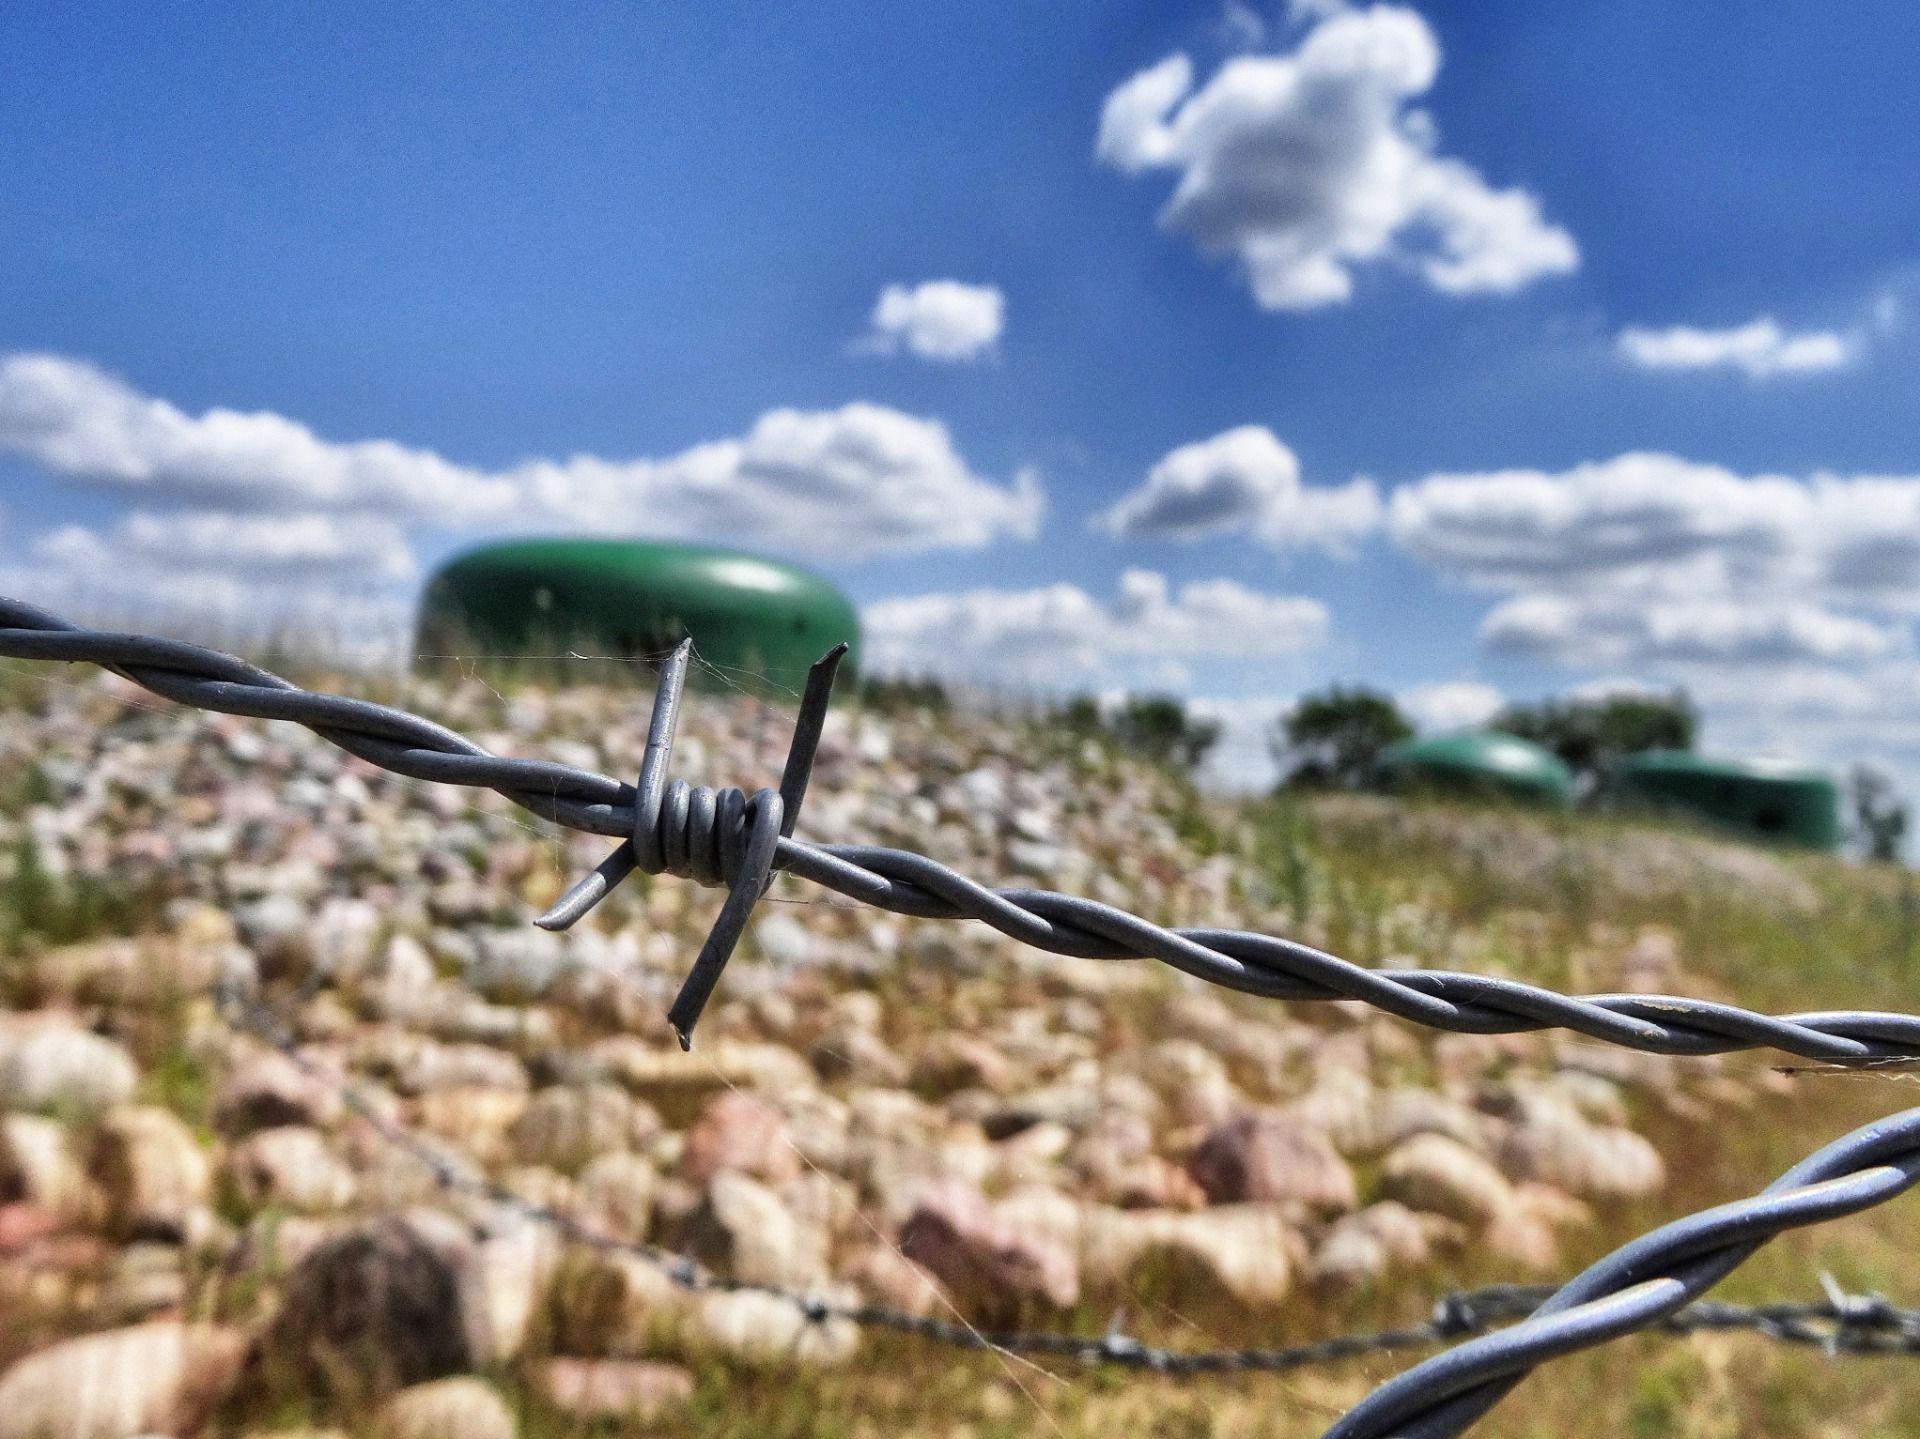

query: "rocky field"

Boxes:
[0, 664, 1915, 1438]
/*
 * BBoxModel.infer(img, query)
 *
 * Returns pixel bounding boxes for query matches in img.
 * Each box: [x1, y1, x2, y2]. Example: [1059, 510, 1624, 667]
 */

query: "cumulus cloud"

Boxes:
[863, 568, 1327, 685]
[0, 353, 1042, 564]
[860, 281, 1005, 362]
[1217, 1, 1268, 50]
[1481, 594, 1905, 669]
[0, 352, 517, 520]
[1616, 317, 1855, 379]
[1389, 452, 1920, 610]
[1661, 660, 1920, 790]
[1096, 5, 1576, 310]
[1398, 679, 1504, 731]
[525, 403, 1042, 559]
[1193, 679, 1509, 790]
[1096, 425, 1380, 551]
[36, 510, 417, 582]
[1384, 445, 1920, 767]
[1189, 693, 1296, 790]
[2, 511, 417, 653]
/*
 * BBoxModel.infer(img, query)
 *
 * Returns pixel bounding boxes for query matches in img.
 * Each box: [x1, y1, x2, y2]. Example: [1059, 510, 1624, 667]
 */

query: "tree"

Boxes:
[1059, 694, 1103, 737]
[1495, 691, 1695, 792]
[1272, 687, 1411, 792]
[859, 674, 950, 714]
[1110, 695, 1220, 770]
[1850, 764, 1909, 863]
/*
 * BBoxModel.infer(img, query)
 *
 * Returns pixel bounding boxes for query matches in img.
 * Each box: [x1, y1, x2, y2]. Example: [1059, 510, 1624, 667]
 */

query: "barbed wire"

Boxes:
[1328, 1105, 1920, 1437]
[7, 596, 1920, 1435]
[6, 595, 1920, 1066]
[218, 984, 1920, 1390]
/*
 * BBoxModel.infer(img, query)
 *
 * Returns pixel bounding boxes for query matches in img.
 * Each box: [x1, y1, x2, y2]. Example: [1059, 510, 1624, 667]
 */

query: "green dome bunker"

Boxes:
[1376, 731, 1576, 808]
[1608, 750, 1839, 851]
[415, 539, 860, 689]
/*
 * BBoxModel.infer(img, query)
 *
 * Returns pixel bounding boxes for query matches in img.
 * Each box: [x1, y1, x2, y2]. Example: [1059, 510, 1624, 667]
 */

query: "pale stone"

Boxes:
[0, 1322, 244, 1439]
[697, 1289, 859, 1367]
[1382, 1133, 1515, 1226]
[1186, 1109, 1357, 1214]
[0, 1114, 95, 1224]
[370, 1377, 515, 1439]
[533, 1358, 693, 1422]
[0, 1026, 137, 1114]
[90, 1107, 210, 1240]
[680, 1171, 826, 1288]
[227, 1126, 357, 1212]
[572, 1151, 656, 1242]
[681, 1091, 799, 1185]
[897, 1180, 1079, 1317]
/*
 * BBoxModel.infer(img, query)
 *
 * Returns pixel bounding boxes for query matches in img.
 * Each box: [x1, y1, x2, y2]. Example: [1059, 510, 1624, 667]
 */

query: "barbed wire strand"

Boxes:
[1328, 1104, 1920, 1437]
[215, 985, 1920, 1387]
[7, 596, 1920, 1435]
[7, 596, 1920, 1066]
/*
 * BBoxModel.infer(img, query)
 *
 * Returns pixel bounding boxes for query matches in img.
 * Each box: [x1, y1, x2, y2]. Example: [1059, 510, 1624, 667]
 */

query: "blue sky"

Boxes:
[5, 1, 1920, 786]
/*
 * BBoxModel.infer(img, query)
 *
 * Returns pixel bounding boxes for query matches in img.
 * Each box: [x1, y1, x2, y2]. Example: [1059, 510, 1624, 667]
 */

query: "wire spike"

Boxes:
[775, 641, 847, 840]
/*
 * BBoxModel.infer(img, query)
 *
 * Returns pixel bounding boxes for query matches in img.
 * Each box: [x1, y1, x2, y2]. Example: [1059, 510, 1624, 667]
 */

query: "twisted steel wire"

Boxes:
[7, 594, 1920, 1434]
[1327, 1104, 1920, 1437]
[219, 985, 1920, 1386]
[7, 594, 1920, 1065]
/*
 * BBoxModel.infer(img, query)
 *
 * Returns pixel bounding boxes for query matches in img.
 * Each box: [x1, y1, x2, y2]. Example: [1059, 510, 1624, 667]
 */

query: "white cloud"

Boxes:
[1193, 679, 1511, 791]
[1, 513, 417, 655]
[862, 567, 1327, 685]
[1389, 450, 1920, 776]
[36, 510, 417, 582]
[1481, 594, 1905, 669]
[1616, 317, 1854, 379]
[1218, 2, 1268, 50]
[1388, 452, 1920, 610]
[1566, 675, 1672, 704]
[1190, 693, 1295, 791]
[1399, 679, 1504, 731]
[1669, 659, 1920, 794]
[526, 403, 1042, 559]
[1095, 5, 1576, 310]
[0, 352, 518, 520]
[0, 353, 1042, 563]
[1096, 425, 1380, 551]
[860, 281, 1005, 362]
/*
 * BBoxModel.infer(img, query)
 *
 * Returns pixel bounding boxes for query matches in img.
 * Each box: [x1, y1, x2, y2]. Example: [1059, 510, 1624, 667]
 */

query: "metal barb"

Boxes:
[534, 637, 695, 930]
[666, 786, 784, 1048]
[531, 632, 843, 1044]
[775, 641, 847, 840]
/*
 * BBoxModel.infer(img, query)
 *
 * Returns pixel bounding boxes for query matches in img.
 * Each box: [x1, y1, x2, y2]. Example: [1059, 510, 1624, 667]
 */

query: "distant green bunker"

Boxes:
[1376, 731, 1576, 808]
[415, 539, 860, 689]
[1609, 750, 1839, 850]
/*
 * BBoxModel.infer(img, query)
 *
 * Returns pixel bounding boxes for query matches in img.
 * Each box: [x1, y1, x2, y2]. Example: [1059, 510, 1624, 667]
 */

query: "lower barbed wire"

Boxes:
[16, 598, 1920, 1438]
[213, 981, 1920, 1392]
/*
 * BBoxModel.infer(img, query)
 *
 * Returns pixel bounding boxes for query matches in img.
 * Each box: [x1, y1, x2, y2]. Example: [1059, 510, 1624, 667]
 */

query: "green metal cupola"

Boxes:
[415, 538, 860, 689]
[1375, 731, 1576, 807]
[1607, 750, 1840, 850]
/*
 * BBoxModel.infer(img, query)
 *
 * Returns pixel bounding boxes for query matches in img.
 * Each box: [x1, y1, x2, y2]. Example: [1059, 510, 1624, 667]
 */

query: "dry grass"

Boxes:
[8, 748, 1920, 1436]
[500, 794, 1920, 1439]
